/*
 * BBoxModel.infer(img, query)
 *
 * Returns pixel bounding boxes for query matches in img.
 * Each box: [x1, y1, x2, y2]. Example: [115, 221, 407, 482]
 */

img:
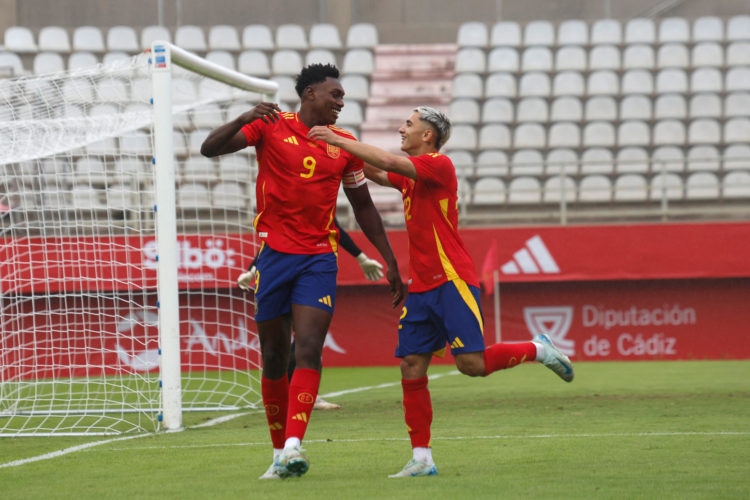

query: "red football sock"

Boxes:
[402, 377, 432, 449]
[285, 368, 321, 442]
[483, 342, 537, 376]
[261, 376, 289, 449]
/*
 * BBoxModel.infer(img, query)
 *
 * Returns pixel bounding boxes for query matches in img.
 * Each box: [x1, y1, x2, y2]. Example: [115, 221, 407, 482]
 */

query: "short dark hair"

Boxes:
[295, 63, 340, 97]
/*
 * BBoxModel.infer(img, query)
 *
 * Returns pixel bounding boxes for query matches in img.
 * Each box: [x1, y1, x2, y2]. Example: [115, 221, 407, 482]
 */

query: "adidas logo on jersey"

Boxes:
[502, 235, 560, 275]
[283, 136, 299, 145]
[318, 295, 332, 306]
[292, 412, 308, 423]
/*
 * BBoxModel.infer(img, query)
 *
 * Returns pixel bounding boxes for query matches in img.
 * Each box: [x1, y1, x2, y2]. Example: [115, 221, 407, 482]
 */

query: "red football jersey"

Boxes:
[387, 153, 479, 292]
[241, 112, 366, 254]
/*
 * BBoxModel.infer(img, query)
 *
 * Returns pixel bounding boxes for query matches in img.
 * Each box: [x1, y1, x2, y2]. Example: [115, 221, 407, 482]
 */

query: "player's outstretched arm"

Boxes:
[344, 185, 404, 307]
[201, 102, 281, 157]
[308, 126, 417, 180]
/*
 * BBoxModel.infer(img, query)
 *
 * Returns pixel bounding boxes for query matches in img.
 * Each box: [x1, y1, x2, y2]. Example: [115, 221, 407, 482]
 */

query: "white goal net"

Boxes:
[0, 44, 274, 435]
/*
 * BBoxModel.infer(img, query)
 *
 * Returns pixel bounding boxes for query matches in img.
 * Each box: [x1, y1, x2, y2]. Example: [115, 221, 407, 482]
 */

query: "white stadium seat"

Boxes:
[175, 25, 207, 51]
[589, 45, 621, 71]
[141, 25, 171, 50]
[581, 148, 614, 174]
[237, 50, 271, 77]
[346, 23, 378, 48]
[686, 172, 720, 199]
[521, 47, 553, 72]
[555, 46, 587, 71]
[687, 145, 720, 171]
[617, 121, 650, 147]
[481, 98, 514, 123]
[619, 95, 652, 121]
[309, 23, 343, 49]
[623, 45, 654, 70]
[448, 125, 478, 150]
[557, 20, 588, 46]
[178, 182, 212, 209]
[724, 93, 750, 118]
[726, 67, 750, 92]
[524, 20, 555, 46]
[271, 50, 303, 75]
[543, 175, 576, 203]
[625, 18, 656, 44]
[727, 15, 750, 41]
[457, 22, 488, 47]
[212, 182, 247, 209]
[723, 171, 750, 198]
[508, 177, 542, 204]
[490, 21, 521, 47]
[449, 99, 481, 124]
[614, 174, 648, 201]
[472, 177, 506, 205]
[591, 19, 622, 45]
[654, 94, 686, 120]
[478, 124, 511, 149]
[276, 24, 308, 50]
[511, 150, 544, 176]
[73, 26, 105, 52]
[455, 48, 486, 73]
[546, 148, 579, 175]
[0, 52, 25, 76]
[655, 69, 688, 94]
[476, 150, 509, 176]
[4, 26, 37, 52]
[691, 43, 723, 67]
[583, 121, 615, 148]
[691, 68, 723, 93]
[552, 71, 585, 97]
[518, 72, 550, 97]
[209, 25, 241, 51]
[621, 70, 653, 95]
[487, 47, 519, 73]
[107, 26, 139, 52]
[547, 122, 580, 149]
[658, 17, 690, 43]
[182, 156, 218, 183]
[688, 119, 721, 146]
[516, 97, 548, 123]
[206, 50, 236, 71]
[724, 144, 750, 170]
[579, 175, 612, 202]
[340, 75, 369, 101]
[242, 24, 274, 50]
[342, 49, 374, 74]
[692, 16, 724, 43]
[550, 96, 583, 122]
[513, 123, 546, 149]
[724, 118, 750, 143]
[68, 52, 98, 70]
[653, 146, 685, 172]
[653, 120, 686, 146]
[726, 42, 750, 66]
[585, 96, 617, 121]
[689, 93, 721, 118]
[33, 52, 64, 74]
[38, 26, 71, 53]
[657, 44, 689, 68]
[587, 70, 618, 96]
[485, 72, 516, 98]
[616, 147, 649, 173]
[452, 73, 483, 98]
[651, 172, 684, 200]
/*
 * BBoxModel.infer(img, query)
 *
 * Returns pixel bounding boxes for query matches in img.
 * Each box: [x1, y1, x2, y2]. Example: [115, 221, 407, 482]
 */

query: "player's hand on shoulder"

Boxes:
[241, 102, 281, 125]
[308, 125, 338, 145]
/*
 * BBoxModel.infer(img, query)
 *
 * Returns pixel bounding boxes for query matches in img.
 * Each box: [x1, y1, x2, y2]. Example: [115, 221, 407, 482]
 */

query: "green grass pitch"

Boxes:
[2, 360, 749, 499]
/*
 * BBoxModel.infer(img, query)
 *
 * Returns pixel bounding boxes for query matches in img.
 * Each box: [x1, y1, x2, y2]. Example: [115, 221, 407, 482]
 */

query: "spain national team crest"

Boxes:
[327, 144, 341, 159]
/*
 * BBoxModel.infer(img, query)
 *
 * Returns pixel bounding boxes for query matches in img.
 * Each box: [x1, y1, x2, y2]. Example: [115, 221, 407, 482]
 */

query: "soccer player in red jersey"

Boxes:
[309, 106, 574, 478]
[201, 64, 404, 479]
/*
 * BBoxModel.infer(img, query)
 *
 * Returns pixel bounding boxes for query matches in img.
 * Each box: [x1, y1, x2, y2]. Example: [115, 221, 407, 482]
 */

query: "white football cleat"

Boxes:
[313, 396, 341, 410]
[258, 462, 281, 480]
[388, 458, 438, 478]
[274, 445, 309, 478]
[536, 334, 574, 382]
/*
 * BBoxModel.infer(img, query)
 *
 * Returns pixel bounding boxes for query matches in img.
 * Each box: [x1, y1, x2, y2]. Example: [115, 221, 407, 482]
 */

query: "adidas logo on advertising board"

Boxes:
[502, 235, 559, 275]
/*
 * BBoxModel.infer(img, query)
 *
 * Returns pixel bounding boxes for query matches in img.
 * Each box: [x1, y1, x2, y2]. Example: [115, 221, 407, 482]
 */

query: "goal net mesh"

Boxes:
[0, 52, 263, 435]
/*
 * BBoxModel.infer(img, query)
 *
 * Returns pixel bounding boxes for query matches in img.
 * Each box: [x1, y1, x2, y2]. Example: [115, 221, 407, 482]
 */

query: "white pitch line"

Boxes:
[321, 370, 460, 399]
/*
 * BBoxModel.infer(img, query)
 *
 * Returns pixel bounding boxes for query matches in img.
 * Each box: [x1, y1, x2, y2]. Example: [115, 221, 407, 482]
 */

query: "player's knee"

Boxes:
[455, 355, 485, 377]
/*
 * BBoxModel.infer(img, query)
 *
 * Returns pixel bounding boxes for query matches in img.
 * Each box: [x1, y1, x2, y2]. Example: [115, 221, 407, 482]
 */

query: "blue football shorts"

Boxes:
[395, 279, 486, 358]
[253, 245, 338, 322]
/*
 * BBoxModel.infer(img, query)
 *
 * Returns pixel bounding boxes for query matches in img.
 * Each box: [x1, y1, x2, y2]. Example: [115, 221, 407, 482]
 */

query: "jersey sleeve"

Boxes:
[387, 171, 406, 191]
[240, 119, 266, 147]
[410, 154, 453, 186]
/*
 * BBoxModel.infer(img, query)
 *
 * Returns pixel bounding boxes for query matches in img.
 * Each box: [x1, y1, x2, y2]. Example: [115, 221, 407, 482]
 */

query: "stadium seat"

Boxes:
[616, 147, 649, 173]
[484, 72, 516, 98]
[213, 182, 247, 209]
[337, 101, 363, 126]
[38, 26, 71, 52]
[208, 25, 241, 51]
[475, 150, 509, 176]
[726, 42, 750, 66]
[172, 131, 188, 157]
[581, 148, 614, 174]
[487, 47, 519, 73]
[173, 77, 200, 103]
[182, 155, 218, 183]
[650, 172, 683, 200]
[724, 144, 750, 170]
[723, 171, 750, 198]
[73, 26, 105, 52]
[585, 96, 617, 122]
[452, 73, 483, 99]
[342, 49, 374, 74]
[96, 77, 129, 103]
[656, 69, 688, 94]
[175, 25, 207, 51]
[724, 118, 750, 143]
[447, 125, 478, 150]
[68, 51, 98, 70]
[71, 184, 106, 210]
[545, 149, 577, 176]
[524, 20, 555, 47]
[691, 43, 723, 67]
[276, 24, 308, 50]
[219, 155, 254, 182]
[449, 99, 481, 124]
[543, 175, 576, 203]
[107, 26, 139, 52]
[583, 121, 615, 148]
[658, 17, 690, 43]
[478, 124, 511, 149]
[237, 50, 271, 77]
[726, 67, 750, 92]
[120, 130, 151, 156]
[653, 120, 686, 146]
[309, 23, 343, 50]
[86, 137, 117, 156]
[589, 45, 621, 71]
[508, 177, 542, 204]
[272, 49, 303, 75]
[305, 48, 337, 67]
[177, 182, 212, 209]
[192, 102, 225, 129]
[724, 92, 750, 118]
[102, 51, 129, 65]
[587, 70, 618, 96]
[242, 24, 275, 50]
[206, 50, 236, 70]
[513, 123, 546, 149]
[617, 121, 650, 147]
[447, 150, 475, 177]
[481, 98, 514, 123]
[490, 21, 521, 47]
[62, 78, 95, 104]
[625, 18, 655, 44]
[691, 68, 723, 93]
[4, 26, 37, 52]
[106, 183, 135, 211]
[457, 22, 488, 48]
[619, 95, 652, 121]
[75, 157, 107, 186]
[547, 122, 580, 148]
[727, 15, 750, 41]
[692, 16, 724, 43]
[555, 46, 587, 71]
[687, 145, 720, 171]
[652, 146, 685, 172]
[140, 25, 171, 50]
[516, 97, 548, 123]
[550, 96, 582, 122]
[621, 70, 653, 95]
[521, 47, 553, 72]
[511, 150, 544, 176]
[686, 171, 720, 199]
[614, 174, 648, 201]
[188, 129, 211, 155]
[346, 23, 378, 48]
[654, 94, 687, 120]
[557, 20, 588, 46]
[622, 45, 654, 70]
[455, 48, 486, 73]
[552, 71, 585, 97]
[689, 93, 721, 119]
[0, 52, 25, 76]
[688, 119, 721, 146]
[579, 175, 612, 202]
[518, 72, 550, 97]
[591, 19, 622, 45]
[340, 74, 369, 101]
[472, 177, 506, 205]
[33, 52, 64, 74]
[657, 43, 689, 68]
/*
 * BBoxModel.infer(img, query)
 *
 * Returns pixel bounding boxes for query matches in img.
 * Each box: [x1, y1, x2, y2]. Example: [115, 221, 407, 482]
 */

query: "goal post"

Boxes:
[0, 42, 277, 436]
